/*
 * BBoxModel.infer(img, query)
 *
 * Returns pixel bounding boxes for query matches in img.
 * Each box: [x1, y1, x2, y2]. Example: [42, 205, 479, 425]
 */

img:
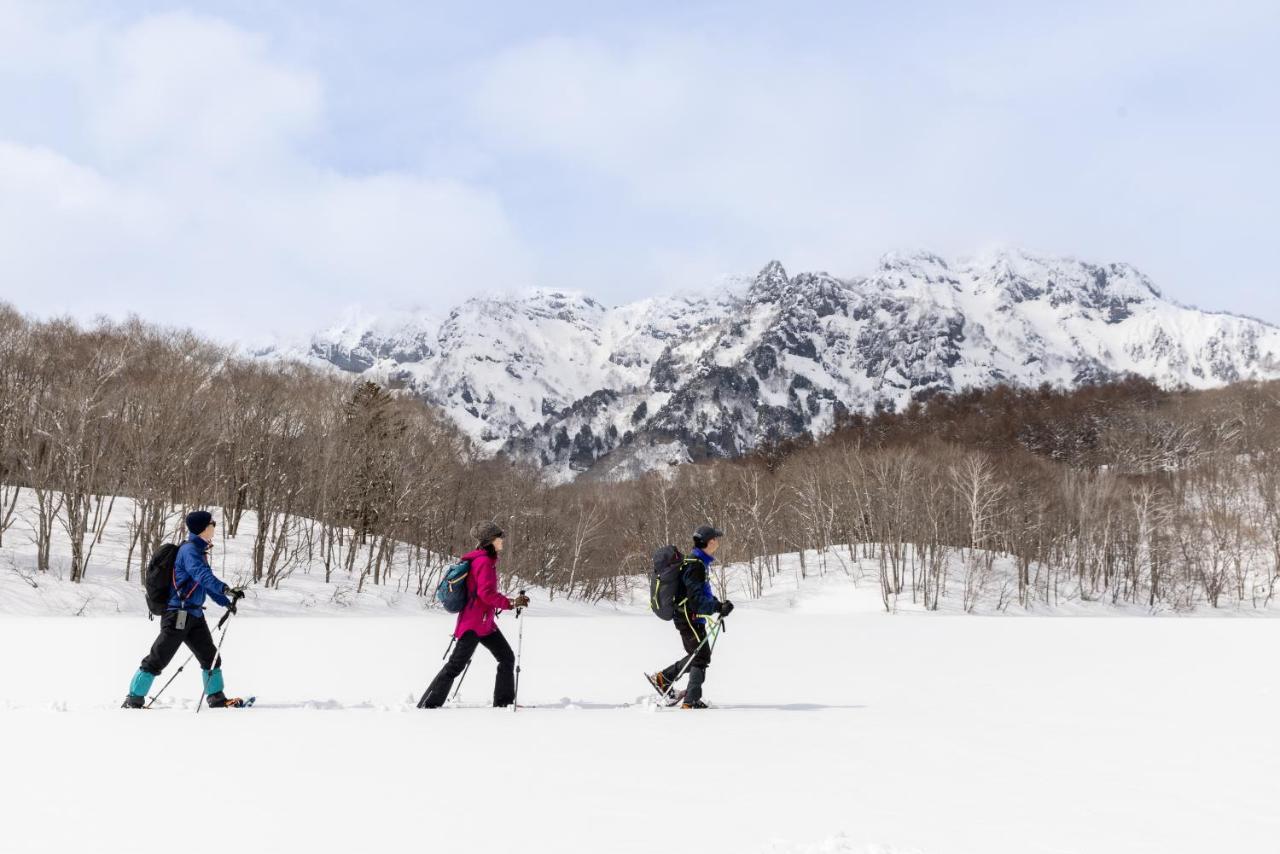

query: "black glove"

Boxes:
[719, 600, 734, 617]
[226, 586, 245, 612]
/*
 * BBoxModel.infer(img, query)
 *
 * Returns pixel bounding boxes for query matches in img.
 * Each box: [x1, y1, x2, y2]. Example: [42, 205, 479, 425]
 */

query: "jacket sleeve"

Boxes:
[189, 546, 231, 608]
[474, 557, 513, 612]
[683, 560, 722, 616]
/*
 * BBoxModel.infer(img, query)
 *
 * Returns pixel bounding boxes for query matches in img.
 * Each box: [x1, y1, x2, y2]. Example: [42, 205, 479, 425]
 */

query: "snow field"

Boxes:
[2, 609, 1278, 853]
[3, 490, 1278, 852]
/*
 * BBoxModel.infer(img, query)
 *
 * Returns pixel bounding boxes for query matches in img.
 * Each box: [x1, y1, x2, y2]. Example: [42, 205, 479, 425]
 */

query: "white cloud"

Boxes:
[472, 35, 857, 218]
[0, 7, 530, 342]
[467, 12, 1280, 314]
[86, 13, 323, 170]
[2, 1, 1278, 335]
[468, 34, 996, 277]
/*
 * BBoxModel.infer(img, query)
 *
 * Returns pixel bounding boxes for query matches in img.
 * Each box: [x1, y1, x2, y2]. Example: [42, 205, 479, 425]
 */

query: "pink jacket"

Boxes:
[454, 548, 512, 638]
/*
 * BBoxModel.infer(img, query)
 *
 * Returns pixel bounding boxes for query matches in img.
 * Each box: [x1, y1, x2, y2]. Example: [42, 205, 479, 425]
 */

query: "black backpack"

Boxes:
[143, 544, 181, 619]
[649, 545, 686, 621]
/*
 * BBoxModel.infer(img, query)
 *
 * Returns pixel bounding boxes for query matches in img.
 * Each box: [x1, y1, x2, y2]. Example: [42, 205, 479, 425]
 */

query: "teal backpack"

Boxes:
[436, 559, 474, 613]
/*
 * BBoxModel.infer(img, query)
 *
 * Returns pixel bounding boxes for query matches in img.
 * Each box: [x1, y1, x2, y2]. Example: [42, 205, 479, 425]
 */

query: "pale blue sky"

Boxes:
[1, 0, 1277, 340]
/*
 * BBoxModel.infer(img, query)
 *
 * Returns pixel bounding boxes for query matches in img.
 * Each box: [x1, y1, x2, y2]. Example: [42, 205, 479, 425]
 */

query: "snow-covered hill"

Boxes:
[281, 249, 1280, 479]
[0, 488, 618, 619]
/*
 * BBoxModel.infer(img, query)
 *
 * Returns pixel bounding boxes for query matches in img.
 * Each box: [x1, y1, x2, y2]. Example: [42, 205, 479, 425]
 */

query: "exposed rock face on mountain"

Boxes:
[290, 249, 1280, 480]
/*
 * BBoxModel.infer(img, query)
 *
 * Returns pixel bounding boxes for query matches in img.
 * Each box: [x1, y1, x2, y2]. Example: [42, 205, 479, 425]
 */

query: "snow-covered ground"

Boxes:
[4, 594, 1280, 852]
[4, 489, 1279, 852]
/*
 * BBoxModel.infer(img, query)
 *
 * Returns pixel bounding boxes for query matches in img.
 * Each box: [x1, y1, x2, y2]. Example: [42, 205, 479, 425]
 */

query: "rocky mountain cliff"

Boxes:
[287, 249, 1280, 480]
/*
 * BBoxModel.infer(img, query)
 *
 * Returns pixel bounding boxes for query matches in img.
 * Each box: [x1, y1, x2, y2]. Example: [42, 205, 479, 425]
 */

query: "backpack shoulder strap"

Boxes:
[675, 557, 702, 603]
[172, 543, 199, 603]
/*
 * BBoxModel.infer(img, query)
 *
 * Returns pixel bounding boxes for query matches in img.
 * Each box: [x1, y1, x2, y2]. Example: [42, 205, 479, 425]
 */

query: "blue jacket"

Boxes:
[680, 548, 722, 626]
[169, 534, 231, 615]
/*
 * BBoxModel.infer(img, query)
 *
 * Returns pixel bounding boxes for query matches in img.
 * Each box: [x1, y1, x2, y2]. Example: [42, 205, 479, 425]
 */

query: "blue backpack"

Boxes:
[436, 559, 474, 613]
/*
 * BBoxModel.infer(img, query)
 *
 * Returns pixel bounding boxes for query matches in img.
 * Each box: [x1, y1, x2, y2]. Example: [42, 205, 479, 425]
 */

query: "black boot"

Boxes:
[206, 692, 248, 708]
[121, 694, 145, 709]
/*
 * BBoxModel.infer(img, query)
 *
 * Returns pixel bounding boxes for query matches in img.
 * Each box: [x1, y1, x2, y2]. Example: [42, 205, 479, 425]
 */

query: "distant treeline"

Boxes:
[3, 303, 1279, 610]
[744, 374, 1280, 609]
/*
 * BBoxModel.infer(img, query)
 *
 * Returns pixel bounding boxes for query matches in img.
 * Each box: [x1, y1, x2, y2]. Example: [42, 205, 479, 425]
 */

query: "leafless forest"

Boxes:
[3, 304, 1279, 611]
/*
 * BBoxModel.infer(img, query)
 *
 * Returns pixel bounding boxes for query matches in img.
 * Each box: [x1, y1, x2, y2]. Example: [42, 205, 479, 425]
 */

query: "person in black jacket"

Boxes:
[646, 525, 733, 709]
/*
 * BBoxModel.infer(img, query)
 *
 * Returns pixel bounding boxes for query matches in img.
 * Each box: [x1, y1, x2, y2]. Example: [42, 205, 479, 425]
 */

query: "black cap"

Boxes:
[185, 511, 214, 535]
[470, 521, 506, 547]
[693, 525, 724, 547]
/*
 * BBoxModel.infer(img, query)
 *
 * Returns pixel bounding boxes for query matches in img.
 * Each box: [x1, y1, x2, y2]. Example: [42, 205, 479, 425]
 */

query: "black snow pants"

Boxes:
[139, 610, 221, 675]
[660, 610, 713, 703]
[418, 628, 516, 708]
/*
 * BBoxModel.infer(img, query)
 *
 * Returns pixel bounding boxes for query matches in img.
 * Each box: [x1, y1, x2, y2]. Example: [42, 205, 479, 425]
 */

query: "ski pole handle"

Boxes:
[516, 588, 527, 617]
[216, 609, 233, 629]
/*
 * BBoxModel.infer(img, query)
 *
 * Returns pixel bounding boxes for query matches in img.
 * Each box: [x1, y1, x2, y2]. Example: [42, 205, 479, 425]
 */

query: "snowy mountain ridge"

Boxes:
[280, 248, 1280, 479]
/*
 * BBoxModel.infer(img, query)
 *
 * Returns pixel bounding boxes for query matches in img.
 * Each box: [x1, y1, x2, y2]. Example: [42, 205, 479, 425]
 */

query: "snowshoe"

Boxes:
[121, 694, 145, 709]
[207, 692, 255, 709]
[644, 672, 678, 704]
[680, 700, 709, 710]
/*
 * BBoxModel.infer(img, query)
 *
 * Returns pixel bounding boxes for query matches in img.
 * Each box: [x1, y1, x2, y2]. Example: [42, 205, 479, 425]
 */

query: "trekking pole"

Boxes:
[146, 650, 195, 709]
[709, 614, 727, 653]
[512, 590, 526, 713]
[668, 615, 724, 689]
[195, 609, 235, 715]
[437, 634, 472, 704]
[428, 634, 469, 705]
[449, 660, 472, 704]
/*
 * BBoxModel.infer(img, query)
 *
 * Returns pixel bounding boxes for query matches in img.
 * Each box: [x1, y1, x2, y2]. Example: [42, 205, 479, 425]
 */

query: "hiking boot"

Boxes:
[206, 692, 248, 709]
[680, 700, 709, 709]
[121, 694, 145, 709]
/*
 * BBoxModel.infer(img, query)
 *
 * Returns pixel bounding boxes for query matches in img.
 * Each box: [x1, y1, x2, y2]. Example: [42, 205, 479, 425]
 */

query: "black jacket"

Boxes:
[679, 549, 722, 625]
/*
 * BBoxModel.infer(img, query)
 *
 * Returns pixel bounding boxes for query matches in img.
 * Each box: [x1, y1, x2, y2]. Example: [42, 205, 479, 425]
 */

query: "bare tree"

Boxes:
[950, 452, 1005, 612]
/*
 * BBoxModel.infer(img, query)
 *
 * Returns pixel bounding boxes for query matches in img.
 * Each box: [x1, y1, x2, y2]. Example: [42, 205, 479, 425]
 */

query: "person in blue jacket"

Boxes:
[646, 525, 734, 709]
[122, 511, 246, 709]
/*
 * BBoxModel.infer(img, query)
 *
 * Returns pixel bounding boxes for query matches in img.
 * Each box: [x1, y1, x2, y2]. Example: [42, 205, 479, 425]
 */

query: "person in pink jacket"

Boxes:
[417, 522, 530, 708]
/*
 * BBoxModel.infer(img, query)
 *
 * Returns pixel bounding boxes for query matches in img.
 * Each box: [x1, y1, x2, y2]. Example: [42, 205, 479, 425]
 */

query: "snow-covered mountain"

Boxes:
[285, 249, 1280, 479]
